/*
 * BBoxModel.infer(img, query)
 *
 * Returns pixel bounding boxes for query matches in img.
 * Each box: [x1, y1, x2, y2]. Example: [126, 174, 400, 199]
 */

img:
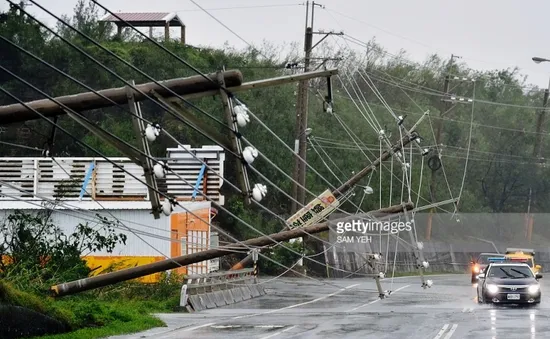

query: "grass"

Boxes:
[0, 278, 183, 339]
[29, 302, 166, 339]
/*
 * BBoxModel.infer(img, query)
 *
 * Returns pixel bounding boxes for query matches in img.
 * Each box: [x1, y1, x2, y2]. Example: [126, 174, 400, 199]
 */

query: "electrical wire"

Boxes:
[5, 5, 370, 225]
[3, 1, 436, 284]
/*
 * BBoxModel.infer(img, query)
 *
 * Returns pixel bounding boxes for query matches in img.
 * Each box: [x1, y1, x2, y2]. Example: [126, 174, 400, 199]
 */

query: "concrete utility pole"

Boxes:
[527, 56, 550, 241]
[50, 202, 413, 297]
[425, 54, 465, 240]
[0, 71, 243, 123]
[290, 1, 343, 214]
[531, 59, 550, 159]
[231, 131, 419, 270]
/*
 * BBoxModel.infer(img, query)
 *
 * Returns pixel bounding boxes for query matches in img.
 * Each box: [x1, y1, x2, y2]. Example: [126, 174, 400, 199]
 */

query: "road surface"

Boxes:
[108, 274, 550, 338]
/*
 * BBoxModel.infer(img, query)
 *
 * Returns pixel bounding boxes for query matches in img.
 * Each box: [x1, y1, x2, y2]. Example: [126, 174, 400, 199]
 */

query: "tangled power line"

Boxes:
[0, 0, 474, 296]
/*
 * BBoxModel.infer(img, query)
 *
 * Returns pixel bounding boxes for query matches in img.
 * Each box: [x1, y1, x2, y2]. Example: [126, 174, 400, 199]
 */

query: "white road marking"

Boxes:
[461, 307, 473, 312]
[444, 324, 458, 339]
[433, 324, 449, 339]
[257, 325, 297, 339]
[231, 283, 361, 320]
[433, 324, 458, 339]
[346, 284, 411, 312]
[179, 322, 216, 332]
[210, 325, 286, 329]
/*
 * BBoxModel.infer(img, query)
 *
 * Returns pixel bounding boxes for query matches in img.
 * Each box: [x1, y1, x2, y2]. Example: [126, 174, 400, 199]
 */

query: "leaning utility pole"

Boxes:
[231, 130, 421, 270]
[290, 1, 343, 214]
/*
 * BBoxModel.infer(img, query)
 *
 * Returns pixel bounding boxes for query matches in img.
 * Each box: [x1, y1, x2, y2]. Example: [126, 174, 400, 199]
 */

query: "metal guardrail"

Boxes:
[180, 268, 263, 311]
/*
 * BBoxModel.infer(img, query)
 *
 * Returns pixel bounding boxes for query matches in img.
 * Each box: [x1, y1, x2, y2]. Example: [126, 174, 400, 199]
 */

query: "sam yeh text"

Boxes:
[337, 235, 373, 243]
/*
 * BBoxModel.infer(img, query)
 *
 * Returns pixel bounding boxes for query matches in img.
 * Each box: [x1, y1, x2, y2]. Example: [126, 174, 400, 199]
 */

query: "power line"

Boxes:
[187, 0, 271, 60]
[0, 66, 382, 279]
[0, 140, 42, 152]
[335, 33, 548, 103]
[3, 1, 426, 284]
[323, 7, 545, 80]
[23, 0, 234, 134]
[173, 3, 305, 12]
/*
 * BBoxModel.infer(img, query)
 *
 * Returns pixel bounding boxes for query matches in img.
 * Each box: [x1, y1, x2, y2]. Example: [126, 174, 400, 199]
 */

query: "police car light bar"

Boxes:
[505, 248, 535, 255]
[488, 257, 506, 262]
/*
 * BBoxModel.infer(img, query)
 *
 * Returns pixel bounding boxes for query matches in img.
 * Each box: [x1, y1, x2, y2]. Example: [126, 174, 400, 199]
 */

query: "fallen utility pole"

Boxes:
[168, 68, 338, 101]
[0, 70, 243, 123]
[50, 202, 412, 297]
[230, 131, 418, 270]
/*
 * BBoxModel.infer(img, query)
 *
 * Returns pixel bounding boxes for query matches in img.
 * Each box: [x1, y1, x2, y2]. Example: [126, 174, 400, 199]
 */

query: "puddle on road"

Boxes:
[210, 324, 286, 331]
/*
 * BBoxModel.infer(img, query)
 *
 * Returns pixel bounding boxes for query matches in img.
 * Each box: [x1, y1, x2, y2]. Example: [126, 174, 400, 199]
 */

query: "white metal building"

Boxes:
[0, 145, 225, 278]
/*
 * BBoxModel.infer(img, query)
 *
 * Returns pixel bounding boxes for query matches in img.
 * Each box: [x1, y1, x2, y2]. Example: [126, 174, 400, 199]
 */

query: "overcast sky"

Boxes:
[4, 0, 550, 90]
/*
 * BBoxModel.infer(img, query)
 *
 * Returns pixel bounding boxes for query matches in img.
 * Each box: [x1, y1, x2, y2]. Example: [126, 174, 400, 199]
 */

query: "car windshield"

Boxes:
[478, 255, 503, 264]
[487, 265, 534, 279]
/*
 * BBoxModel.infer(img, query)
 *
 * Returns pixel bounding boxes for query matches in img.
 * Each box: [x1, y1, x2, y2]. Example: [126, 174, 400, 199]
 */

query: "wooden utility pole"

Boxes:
[50, 202, 413, 297]
[289, 1, 343, 269]
[291, 1, 314, 214]
[290, 1, 343, 214]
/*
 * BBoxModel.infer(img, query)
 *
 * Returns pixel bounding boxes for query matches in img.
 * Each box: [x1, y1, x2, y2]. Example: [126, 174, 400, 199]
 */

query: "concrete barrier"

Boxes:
[180, 268, 266, 312]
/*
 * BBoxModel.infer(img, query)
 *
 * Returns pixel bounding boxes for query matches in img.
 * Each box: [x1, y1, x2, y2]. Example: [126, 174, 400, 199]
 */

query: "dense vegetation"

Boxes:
[1, 0, 550, 336]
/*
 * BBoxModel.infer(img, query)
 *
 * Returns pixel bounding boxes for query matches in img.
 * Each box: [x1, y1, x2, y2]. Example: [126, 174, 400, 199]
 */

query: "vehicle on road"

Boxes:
[477, 262, 542, 305]
[470, 253, 505, 283]
[504, 248, 542, 274]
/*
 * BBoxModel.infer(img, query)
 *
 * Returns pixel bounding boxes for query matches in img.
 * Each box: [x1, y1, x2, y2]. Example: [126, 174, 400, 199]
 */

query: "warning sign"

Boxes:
[286, 189, 340, 229]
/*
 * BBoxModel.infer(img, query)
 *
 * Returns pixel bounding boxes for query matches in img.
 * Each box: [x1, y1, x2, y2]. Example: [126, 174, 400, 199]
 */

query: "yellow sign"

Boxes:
[286, 189, 340, 229]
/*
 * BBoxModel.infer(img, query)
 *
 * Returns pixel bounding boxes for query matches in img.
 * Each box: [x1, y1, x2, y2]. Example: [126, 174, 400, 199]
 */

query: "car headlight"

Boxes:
[473, 265, 479, 273]
[487, 284, 498, 294]
[528, 284, 540, 294]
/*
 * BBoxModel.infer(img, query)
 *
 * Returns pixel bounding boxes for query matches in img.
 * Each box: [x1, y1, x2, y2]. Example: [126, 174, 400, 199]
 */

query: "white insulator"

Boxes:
[426, 279, 433, 287]
[422, 261, 429, 268]
[153, 162, 165, 179]
[145, 124, 159, 142]
[364, 186, 374, 195]
[161, 199, 172, 216]
[397, 115, 404, 125]
[417, 242, 424, 250]
[234, 105, 250, 127]
[326, 105, 333, 114]
[373, 253, 381, 260]
[234, 104, 247, 115]
[252, 183, 267, 202]
[379, 272, 385, 279]
[242, 146, 258, 164]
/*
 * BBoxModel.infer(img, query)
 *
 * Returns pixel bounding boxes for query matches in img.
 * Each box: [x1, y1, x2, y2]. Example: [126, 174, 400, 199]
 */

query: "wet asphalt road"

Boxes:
[108, 274, 550, 339]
